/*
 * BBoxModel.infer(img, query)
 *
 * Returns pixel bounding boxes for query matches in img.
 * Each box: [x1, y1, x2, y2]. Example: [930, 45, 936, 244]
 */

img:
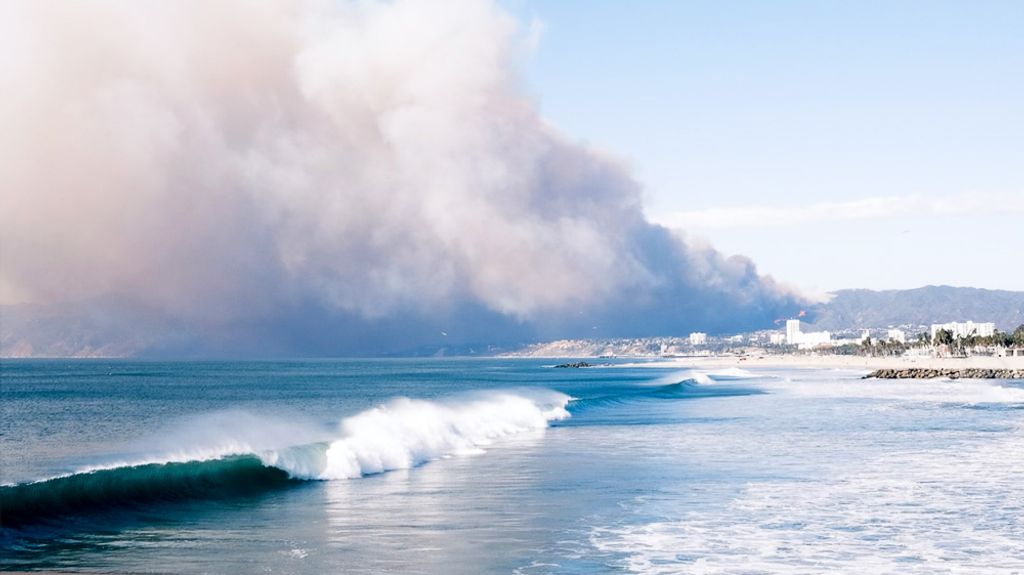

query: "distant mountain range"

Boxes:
[807, 286, 1024, 332]
[4, 285, 1024, 358]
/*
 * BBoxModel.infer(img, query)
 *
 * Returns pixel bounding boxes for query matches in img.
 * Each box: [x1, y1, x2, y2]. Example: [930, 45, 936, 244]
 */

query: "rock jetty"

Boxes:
[864, 368, 1024, 379]
[554, 362, 592, 368]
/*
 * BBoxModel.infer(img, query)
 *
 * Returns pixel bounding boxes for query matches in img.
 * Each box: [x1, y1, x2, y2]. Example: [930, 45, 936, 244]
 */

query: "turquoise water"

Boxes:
[2, 359, 1023, 573]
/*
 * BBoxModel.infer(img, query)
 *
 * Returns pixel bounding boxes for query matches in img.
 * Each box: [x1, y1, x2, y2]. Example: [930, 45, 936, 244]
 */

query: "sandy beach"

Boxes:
[610, 354, 1024, 372]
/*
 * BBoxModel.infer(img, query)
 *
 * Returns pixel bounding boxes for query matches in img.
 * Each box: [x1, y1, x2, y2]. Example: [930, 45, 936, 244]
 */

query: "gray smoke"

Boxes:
[0, 0, 803, 356]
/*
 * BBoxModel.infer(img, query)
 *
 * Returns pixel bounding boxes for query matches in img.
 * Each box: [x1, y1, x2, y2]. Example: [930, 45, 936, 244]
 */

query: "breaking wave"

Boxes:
[1, 389, 570, 528]
[568, 371, 763, 412]
[1, 374, 765, 529]
[651, 367, 760, 386]
[1, 455, 293, 529]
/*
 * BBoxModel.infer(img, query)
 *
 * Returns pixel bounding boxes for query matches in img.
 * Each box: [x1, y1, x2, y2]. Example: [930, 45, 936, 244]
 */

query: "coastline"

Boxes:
[600, 354, 1024, 372]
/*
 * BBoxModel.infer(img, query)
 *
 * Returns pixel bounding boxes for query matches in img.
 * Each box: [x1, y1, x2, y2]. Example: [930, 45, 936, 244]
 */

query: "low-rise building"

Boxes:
[785, 319, 832, 349]
[930, 321, 996, 340]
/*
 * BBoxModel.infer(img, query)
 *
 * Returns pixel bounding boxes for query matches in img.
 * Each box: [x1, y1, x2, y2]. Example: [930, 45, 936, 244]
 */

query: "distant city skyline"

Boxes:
[511, 0, 1024, 293]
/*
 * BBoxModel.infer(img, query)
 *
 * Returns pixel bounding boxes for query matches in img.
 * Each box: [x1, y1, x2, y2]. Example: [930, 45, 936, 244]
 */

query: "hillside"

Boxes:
[808, 286, 1024, 331]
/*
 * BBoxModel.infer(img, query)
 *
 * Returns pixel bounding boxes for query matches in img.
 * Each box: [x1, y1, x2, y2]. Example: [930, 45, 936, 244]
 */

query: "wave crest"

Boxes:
[265, 390, 570, 479]
[1, 389, 570, 528]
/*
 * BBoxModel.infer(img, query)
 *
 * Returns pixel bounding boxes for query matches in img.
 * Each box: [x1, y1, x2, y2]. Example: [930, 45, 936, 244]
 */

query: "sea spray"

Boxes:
[1, 389, 570, 528]
[265, 390, 571, 479]
[650, 367, 761, 387]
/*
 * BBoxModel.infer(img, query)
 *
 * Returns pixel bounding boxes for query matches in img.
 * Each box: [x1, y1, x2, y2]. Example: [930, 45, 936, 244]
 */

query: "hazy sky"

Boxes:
[509, 0, 1024, 294]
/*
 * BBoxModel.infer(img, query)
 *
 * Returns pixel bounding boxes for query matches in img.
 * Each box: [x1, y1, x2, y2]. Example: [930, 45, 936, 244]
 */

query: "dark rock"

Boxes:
[554, 361, 592, 368]
[864, 368, 1024, 380]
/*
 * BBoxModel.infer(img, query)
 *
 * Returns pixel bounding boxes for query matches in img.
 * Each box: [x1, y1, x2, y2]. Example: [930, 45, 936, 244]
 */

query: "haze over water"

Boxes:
[3, 359, 1023, 573]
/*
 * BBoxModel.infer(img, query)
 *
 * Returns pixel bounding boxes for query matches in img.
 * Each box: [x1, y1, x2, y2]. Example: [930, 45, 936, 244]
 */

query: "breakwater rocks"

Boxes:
[554, 362, 592, 368]
[864, 368, 1024, 379]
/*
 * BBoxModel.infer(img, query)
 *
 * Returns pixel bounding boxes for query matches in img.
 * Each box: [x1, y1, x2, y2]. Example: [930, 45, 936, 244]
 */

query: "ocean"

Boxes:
[2, 359, 1023, 574]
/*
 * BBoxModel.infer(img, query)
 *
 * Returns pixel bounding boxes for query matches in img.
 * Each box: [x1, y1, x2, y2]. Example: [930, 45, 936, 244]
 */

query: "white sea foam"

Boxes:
[592, 417, 1024, 574]
[704, 367, 758, 379]
[590, 374, 1024, 574]
[270, 390, 570, 479]
[653, 370, 713, 385]
[653, 367, 760, 386]
[768, 375, 1024, 405]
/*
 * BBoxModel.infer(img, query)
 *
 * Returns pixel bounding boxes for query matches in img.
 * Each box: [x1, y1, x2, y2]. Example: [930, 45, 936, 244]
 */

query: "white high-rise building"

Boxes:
[785, 319, 832, 349]
[688, 332, 707, 346]
[930, 321, 996, 340]
[786, 320, 802, 344]
[887, 329, 906, 343]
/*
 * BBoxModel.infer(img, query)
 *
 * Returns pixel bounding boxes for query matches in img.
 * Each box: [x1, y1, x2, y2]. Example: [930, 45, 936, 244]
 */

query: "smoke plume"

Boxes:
[0, 0, 802, 356]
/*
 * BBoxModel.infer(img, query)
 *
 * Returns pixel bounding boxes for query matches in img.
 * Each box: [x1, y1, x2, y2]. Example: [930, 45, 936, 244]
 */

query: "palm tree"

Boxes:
[1014, 324, 1024, 346]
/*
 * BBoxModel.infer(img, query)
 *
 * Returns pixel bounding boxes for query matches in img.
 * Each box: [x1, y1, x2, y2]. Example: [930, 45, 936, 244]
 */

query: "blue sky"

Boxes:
[508, 0, 1024, 294]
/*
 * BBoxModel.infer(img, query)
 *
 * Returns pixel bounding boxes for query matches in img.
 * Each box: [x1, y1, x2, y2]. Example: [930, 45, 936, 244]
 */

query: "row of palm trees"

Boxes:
[861, 324, 1024, 357]
[930, 325, 1024, 346]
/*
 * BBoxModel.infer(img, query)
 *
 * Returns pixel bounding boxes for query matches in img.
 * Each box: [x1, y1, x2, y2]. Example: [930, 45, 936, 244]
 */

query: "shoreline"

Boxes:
[590, 354, 1024, 372]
